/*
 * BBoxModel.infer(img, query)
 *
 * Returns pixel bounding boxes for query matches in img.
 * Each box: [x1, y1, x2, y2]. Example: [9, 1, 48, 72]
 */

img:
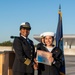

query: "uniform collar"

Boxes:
[21, 35, 27, 39]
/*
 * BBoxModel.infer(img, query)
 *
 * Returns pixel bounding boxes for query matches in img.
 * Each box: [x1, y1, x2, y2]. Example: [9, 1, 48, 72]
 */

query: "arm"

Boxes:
[52, 48, 63, 69]
[13, 38, 31, 65]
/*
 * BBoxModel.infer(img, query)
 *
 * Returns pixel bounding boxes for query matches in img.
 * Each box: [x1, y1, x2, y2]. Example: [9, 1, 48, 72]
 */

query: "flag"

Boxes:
[56, 5, 65, 75]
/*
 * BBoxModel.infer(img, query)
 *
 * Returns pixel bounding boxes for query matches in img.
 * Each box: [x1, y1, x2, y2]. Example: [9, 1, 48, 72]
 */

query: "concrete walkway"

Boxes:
[65, 55, 75, 75]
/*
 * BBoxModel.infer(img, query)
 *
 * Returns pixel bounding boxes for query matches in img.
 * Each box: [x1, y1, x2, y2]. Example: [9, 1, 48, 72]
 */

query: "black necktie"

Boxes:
[26, 38, 30, 44]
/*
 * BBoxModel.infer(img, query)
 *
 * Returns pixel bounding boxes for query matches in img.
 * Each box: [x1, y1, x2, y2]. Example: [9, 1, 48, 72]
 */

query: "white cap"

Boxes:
[43, 32, 54, 37]
[21, 22, 25, 25]
[40, 33, 44, 36]
[20, 22, 31, 30]
[40, 33, 44, 37]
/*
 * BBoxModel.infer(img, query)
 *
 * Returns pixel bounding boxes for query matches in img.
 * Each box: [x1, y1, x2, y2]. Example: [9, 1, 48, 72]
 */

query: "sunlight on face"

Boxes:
[45, 35, 53, 46]
[20, 28, 30, 37]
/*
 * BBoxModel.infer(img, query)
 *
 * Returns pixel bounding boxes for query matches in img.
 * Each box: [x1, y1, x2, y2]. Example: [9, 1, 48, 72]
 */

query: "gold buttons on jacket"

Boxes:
[31, 54, 32, 56]
[25, 58, 26, 60]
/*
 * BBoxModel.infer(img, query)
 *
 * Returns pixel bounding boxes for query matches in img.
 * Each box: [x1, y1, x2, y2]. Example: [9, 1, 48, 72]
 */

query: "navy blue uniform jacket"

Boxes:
[13, 36, 35, 73]
[37, 43, 63, 75]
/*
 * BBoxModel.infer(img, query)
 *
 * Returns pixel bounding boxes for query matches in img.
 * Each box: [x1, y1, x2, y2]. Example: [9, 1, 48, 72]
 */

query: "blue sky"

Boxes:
[0, 0, 75, 44]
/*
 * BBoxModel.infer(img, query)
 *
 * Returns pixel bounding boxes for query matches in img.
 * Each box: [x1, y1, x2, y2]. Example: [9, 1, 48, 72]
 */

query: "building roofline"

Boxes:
[33, 34, 75, 39]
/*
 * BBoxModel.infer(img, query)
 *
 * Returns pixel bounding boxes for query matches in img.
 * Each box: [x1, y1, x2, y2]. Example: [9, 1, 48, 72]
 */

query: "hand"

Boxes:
[46, 53, 54, 63]
[46, 52, 52, 58]
[49, 57, 54, 63]
[33, 58, 38, 70]
[33, 63, 38, 70]
[34, 58, 38, 64]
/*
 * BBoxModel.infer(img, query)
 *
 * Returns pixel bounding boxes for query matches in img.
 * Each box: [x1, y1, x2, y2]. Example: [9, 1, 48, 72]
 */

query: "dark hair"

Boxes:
[52, 36, 54, 42]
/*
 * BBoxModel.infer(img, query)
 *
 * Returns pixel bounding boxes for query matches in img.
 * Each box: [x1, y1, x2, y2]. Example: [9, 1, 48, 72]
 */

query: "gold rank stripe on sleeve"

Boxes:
[24, 58, 31, 65]
[60, 72, 65, 75]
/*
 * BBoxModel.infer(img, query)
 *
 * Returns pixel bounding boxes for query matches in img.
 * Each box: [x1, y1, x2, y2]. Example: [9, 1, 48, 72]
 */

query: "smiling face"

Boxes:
[20, 28, 30, 37]
[44, 35, 54, 47]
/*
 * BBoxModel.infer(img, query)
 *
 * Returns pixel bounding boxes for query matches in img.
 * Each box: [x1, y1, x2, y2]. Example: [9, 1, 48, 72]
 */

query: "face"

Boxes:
[41, 37, 45, 43]
[20, 28, 30, 37]
[45, 35, 54, 46]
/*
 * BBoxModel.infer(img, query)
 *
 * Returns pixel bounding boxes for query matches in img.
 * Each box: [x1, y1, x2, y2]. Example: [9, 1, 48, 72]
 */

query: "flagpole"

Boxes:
[56, 5, 66, 75]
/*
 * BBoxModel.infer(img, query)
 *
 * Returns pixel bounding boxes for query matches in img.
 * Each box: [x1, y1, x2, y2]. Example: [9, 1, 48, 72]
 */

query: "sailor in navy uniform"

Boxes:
[13, 22, 35, 75]
[37, 33, 45, 50]
[36, 32, 63, 75]
[36, 33, 45, 75]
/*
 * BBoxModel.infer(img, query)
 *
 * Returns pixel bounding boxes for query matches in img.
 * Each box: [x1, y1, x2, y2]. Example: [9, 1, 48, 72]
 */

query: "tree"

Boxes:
[0, 41, 13, 46]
